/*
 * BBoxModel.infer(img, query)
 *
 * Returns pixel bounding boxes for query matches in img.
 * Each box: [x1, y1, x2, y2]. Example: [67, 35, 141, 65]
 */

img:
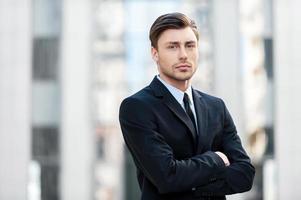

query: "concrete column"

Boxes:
[212, 0, 244, 136]
[60, 0, 94, 199]
[0, 0, 32, 199]
[212, 1, 247, 199]
[274, 0, 301, 198]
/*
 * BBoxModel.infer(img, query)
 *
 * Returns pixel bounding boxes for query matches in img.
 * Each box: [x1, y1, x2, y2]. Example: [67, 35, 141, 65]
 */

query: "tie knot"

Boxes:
[183, 93, 190, 105]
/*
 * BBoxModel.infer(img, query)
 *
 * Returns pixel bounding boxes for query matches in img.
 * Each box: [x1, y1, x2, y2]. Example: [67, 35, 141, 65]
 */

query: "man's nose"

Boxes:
[179, 47, 188, 60]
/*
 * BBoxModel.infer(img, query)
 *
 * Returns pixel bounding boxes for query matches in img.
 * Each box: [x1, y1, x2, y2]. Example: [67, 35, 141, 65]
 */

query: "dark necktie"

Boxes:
[183, 93, 197, 133]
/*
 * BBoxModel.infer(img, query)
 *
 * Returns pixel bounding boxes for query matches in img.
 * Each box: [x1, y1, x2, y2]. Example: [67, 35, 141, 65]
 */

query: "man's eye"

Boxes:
[168, 45, 176, 49]
[187, 44, 196, 48]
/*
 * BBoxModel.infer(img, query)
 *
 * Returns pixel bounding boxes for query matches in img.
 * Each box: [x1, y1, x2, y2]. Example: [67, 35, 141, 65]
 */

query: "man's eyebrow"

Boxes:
[185, 40, 197, 44]
[165, 41, 180, 45]
[164, 40, 197, 45]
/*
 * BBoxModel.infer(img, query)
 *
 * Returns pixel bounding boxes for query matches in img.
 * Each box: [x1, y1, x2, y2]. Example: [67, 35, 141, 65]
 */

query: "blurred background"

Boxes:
[0, 0, 300, 199]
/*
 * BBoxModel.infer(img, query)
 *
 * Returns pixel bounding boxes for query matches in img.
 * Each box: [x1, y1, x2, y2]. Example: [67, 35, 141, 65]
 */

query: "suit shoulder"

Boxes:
[123, 85, 154, 102]
[120, 86, 155, 110]
[194, 90, 223, 104]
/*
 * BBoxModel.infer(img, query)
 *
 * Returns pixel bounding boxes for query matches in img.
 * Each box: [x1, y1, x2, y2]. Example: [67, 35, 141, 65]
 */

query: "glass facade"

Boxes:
[31, 0, 62, 199]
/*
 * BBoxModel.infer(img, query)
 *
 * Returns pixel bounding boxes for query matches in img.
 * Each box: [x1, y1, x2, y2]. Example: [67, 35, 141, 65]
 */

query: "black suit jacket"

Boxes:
[119, 77, 255, 200]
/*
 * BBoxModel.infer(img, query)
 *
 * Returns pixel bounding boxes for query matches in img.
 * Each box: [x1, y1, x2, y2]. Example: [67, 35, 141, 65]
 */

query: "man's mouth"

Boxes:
[175, 63, 191, 70]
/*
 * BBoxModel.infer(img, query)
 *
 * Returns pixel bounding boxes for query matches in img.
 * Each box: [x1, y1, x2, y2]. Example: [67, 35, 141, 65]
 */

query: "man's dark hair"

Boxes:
[149, 12, 199, 49]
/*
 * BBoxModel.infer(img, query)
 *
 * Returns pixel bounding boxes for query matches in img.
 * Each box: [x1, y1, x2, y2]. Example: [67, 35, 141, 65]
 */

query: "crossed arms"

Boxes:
[119, 97, 255, 196]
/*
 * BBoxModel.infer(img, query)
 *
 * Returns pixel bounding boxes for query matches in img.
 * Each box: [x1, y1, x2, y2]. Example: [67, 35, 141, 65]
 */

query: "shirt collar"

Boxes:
[156, 75, 194, 106]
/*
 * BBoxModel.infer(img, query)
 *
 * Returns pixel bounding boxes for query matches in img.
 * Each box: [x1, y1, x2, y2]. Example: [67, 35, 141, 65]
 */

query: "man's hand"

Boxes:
[215, 151, 230, 166]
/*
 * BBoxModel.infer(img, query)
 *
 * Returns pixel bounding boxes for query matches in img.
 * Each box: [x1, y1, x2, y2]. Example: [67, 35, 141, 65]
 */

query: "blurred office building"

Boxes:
[1, 0, 301, 200]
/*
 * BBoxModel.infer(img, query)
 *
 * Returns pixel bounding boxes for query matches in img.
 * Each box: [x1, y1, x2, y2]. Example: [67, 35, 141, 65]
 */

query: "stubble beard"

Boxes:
[162, 67, 195, 83]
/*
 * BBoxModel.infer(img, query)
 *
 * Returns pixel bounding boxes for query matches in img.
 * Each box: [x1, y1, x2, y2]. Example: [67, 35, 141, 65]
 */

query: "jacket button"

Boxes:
[210, 177, 217, 182]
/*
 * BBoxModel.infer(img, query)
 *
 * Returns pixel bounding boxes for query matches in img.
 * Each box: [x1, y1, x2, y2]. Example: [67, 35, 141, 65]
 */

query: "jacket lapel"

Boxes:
[163, 94, 197, 141]
[149, 77, 198, 143]
[192, 89, 208, 153]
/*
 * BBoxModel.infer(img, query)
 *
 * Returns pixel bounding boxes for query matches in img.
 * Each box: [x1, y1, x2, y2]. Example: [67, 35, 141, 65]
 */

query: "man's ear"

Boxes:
[151, 47, 158, 62]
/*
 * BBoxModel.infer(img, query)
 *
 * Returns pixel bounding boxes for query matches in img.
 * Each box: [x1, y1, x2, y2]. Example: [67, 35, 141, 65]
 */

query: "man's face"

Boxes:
[151, 27, 199, 85]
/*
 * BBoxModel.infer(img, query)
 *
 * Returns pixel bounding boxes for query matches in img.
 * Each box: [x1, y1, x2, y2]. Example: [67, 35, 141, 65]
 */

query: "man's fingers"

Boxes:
[215, 151, 230, 166]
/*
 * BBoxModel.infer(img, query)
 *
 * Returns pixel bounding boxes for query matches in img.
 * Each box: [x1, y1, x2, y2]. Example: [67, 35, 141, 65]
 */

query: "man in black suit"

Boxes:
[119, 12, 255, 200]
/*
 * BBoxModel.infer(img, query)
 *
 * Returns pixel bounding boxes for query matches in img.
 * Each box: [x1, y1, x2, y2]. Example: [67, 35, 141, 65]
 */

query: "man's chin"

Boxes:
[174, 76, 193, 82]
[174, 73, 193, 81]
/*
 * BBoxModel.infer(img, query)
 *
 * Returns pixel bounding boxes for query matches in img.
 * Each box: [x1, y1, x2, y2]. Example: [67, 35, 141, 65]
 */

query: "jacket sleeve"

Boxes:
[119, 97, 226, 194]
[194, 99, 255, 196]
